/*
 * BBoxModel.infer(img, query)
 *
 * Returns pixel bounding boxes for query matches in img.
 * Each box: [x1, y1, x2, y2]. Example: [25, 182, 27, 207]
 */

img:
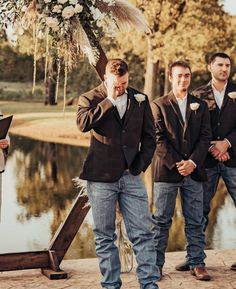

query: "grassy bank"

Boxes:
[1, 101, 89, 147]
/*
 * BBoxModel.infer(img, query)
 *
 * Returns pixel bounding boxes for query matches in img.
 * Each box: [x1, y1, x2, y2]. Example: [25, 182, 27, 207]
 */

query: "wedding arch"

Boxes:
[0, 0, 148, 278]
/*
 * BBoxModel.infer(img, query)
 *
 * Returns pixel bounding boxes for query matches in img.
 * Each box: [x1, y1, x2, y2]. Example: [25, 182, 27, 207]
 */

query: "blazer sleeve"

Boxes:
[151, 101, 183, 170]
[140, 97, 156, 171]
[189, 101, 212, 166]
[77, 93, 114, 132]
[225, 130, 236, 154]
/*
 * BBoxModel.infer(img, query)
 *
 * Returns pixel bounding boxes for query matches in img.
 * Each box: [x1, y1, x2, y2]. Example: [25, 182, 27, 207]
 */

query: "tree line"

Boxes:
[0, 0, 236, 103]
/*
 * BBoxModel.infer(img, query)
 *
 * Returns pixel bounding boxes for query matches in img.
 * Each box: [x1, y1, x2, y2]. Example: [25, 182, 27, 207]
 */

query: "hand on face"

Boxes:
[176, 160, 195, 176]
[0, 138, 9, 149]
[105, 72, 129, 101]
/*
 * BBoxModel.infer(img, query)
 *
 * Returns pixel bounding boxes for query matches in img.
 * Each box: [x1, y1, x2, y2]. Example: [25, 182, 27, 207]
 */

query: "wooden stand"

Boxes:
[0, 194, 90, 279]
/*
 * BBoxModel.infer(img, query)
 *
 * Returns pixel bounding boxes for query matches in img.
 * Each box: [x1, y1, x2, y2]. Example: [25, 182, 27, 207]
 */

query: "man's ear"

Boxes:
[207, 64, 211, 73]
[168, 74, 172, 83]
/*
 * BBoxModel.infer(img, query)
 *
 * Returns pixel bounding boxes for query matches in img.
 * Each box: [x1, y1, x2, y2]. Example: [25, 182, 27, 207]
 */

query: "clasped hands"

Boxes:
[209, 139, 230, 162]
[0, 139, 9, 150]
[176, 160, 195, 176]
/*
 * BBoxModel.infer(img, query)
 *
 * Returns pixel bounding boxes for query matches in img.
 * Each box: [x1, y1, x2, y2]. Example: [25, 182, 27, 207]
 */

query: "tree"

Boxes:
[107, 0, 235, 100]
[0, 0, 148, 106]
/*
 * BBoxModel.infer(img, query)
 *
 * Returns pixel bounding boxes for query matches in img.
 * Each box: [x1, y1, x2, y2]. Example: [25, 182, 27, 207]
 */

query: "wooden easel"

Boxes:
[0, 46, 107, 279]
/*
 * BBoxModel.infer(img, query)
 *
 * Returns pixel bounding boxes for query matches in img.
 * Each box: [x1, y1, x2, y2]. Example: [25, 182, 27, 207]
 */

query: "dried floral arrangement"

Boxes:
[0, 0, 148, 108]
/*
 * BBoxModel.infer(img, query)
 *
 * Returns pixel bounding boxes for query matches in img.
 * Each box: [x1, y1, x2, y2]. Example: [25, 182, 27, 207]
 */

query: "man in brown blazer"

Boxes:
[175, 53, 236, 271]
[77, 59, 160, 289]
[151, 61, 212, 281]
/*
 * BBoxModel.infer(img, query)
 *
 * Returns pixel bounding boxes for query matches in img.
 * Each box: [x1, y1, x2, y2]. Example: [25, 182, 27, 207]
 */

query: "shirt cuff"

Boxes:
[107, 96, 116, 106]
[224, 138, 231, 148]
[188, 159, 197, 168]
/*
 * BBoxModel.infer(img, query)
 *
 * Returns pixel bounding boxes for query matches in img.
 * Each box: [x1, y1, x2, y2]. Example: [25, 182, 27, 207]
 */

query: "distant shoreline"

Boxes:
[9, 112, 90, 147]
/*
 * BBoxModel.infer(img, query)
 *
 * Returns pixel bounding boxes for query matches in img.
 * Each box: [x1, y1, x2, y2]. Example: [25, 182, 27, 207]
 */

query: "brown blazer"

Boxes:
[192, 81, 236, 168]
[151, 91, 211, 183]
[77, 83, 156, 182]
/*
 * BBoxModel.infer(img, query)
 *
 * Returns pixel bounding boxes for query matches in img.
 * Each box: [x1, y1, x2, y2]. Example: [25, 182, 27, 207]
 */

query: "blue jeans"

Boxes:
[87, 172, 160, 289]
[203, 163, 236, 229]
[152, 176, 206, 269]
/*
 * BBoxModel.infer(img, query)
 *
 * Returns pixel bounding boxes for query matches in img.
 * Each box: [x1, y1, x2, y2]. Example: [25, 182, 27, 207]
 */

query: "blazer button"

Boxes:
[217, 122, 220, 126]
[217, 136, 220, 139]
[123, 145, 127, 149]
[122, 130, 126, 133]
[184, 153, 187, 158]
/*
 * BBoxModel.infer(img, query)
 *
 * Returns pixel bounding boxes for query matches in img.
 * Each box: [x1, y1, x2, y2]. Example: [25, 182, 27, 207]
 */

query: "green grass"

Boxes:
[0, 101, 76, 115]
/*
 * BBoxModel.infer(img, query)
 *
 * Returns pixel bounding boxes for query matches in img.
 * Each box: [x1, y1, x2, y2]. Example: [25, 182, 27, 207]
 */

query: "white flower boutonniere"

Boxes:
[228, 92, 236, 102]
[190, 102, 200, 114]
[134, 93, 146, 106]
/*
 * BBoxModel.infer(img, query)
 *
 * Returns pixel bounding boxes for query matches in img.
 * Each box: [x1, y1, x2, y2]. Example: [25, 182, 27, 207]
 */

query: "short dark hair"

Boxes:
[105, 59, 129, 76]
[169, 60, 191, 76]
[208, 52, 231, 64]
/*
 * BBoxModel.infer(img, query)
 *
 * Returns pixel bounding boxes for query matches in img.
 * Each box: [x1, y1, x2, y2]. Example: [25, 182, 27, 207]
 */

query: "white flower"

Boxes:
[134, 93, 146, 105]
[46, 17, 60, 31]
[103, 0, 115, 5]
[90, 7, 105, 21]
[62, 6, 75, 19]
[58, 0, 68, 4]
[21, 5, 28, 12]
[44, 0, 52, 3]
[190, 102, 200, 111]
[228, 92, 236, 100]
[69, 0, 78, 5]
[74, 4, 83, 13]
[52, 5, 63, 13]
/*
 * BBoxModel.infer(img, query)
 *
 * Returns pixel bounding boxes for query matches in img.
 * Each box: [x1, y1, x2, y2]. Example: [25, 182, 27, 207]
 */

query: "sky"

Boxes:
[224, 0, 236, 15]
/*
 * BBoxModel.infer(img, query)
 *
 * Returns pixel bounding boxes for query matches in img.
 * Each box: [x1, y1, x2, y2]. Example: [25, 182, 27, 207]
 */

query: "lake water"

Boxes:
[0, 134, 236, 259]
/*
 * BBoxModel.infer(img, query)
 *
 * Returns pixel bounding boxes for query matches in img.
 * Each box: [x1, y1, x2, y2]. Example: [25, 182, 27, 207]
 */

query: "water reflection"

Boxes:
[0, 134, 95, 258]
[0, 134, 235, 259]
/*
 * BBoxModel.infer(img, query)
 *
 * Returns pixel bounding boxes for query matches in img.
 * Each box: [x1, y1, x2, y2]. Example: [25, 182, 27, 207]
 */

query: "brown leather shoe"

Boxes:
[190, 267, 211, 281]
[231, 262, 236, 270]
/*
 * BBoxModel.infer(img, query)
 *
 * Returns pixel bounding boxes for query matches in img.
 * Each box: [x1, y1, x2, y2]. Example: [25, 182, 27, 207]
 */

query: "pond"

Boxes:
[0, 134, 235, 259]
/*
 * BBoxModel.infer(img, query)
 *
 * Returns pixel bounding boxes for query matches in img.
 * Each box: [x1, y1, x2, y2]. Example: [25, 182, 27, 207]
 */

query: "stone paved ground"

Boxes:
[0, 249, 236, 289]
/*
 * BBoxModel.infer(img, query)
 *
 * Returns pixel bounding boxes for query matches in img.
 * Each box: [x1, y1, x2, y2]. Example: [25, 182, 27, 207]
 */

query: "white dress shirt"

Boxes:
[176, 93, 188, 122]
[212, 82, 227, 109]
[107, 91, 128, 119]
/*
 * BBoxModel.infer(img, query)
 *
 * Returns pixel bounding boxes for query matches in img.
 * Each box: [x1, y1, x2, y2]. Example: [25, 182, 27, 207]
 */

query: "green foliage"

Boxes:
[0, 43, 44, 82]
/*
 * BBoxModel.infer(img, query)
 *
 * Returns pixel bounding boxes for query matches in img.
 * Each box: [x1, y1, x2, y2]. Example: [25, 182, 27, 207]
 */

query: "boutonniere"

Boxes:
[134, 93, 146, 106]
[190, 102, 200, 114]
[228, 92, 236, 102]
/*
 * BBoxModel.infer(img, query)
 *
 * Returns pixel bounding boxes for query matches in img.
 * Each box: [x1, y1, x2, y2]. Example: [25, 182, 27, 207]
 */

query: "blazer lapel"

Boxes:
[220, 81, 232, 114]
[113, 107, 123, 125]
[184, 94, 192, 135]
[123, 88, 135, 127]
[202, 82, 218, 111]
[168, 91, 185, 128]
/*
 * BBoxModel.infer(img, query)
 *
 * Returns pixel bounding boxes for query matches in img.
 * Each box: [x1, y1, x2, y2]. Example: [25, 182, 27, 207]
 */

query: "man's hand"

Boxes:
[210, 140, 229, 154]
[217, 152, 230, 162]
[209, 140, 230, 161]
[0, 139, 9, 149]
[106, 78, 118, 101]
[176, 160, 195, 176]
